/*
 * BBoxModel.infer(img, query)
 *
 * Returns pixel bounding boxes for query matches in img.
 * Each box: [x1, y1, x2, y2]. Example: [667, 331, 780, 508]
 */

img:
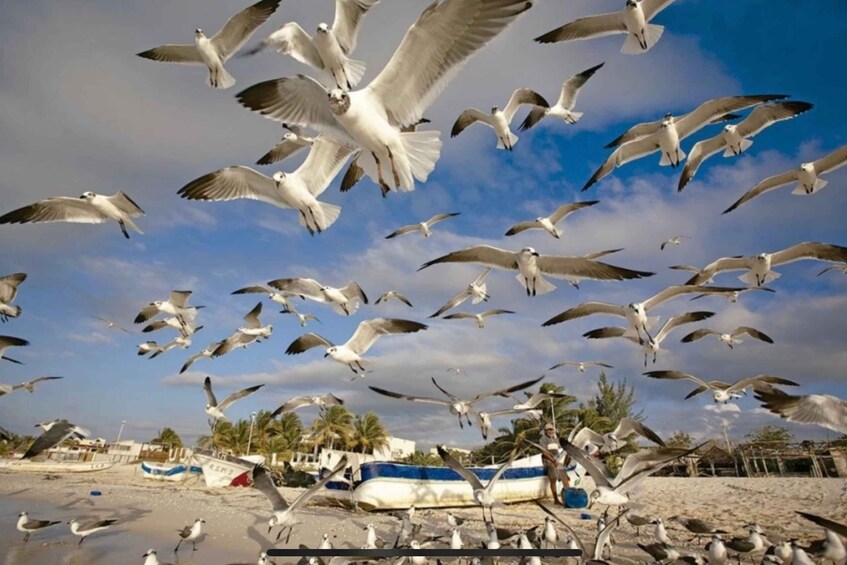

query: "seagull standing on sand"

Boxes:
[68, 518, 118, 545]
[285, 318, 427, 375]
[385, 213, 460, 239]
[679, 101, 814, 190]
[644, 371, 799, 403]
[137, 0, 281, 88]
[437, 445, 514, 522]
[0, 192, 145, 239]
[236, 0, 534, 193]
[430, 268, 491, 318]
[754, 389, 847, 435]
[451, 89, 549, 150]
[443, 308, 515, 328]
[534, 0, 676, 54]
[175, 519, 205, 553]
[796, 511, 847, 564]
[204, 376, 264, 423]
[245, 0, 381, 89]
[268, 278, 367, 316]
[724, 144, 847, 212]
[504, 201, 598, 239]
[0, 273, 26, 322]
[142, 549, 174, 565]
[520, 63, 605, 130]
[17, 512, 61, 542]
[681, 326, 773, 349]
[420, 245, 653, 297]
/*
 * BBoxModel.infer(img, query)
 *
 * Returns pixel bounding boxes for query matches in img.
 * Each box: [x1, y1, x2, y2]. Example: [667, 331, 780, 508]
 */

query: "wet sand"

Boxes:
[1, 464, 845, 564]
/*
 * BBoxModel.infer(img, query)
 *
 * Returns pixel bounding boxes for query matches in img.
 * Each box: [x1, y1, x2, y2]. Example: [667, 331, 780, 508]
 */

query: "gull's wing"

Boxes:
[643, 0, 676, 20]
[419, 245, 518, 272]
[430, 288, 471, 318]
[0, 197, 107, 225]
[472, 267, 493, 285]
[178, 166, 285, 207]
[367, 0, 534, 128]
[451, 109, 494, 136]
[549, 361, 578, 369]
[16, 376, 63, 388]
[582, 326, 631, 341]
[725, 375, 798, 396]
[294, 137, 356, 196]
[386, 224, 420, 239]
[137, 44, 203, 65]
[732, 326, 773, 343]
[232, 285, 272, 295]
[23, 421, 78, 459]
[548, 200, 599, 224]
[340, 282, 368, 304]
[437, 445, 484, 491]
[257, 138, 311, 166]
[796, 512, 847, 540]
[616, 445, 703, 488]
[469, 375, 544, 404]
[237, 74, 342, 133]
[582, 135, 662, 190]
[242, 302, 263, 329]
[0, 273, 26, 303]
[674, 94, 789, 139]
[430, 377, 461, 402]
[684, 256, 752, 285]
[479, 308, 514, 318]
[253, 464, 290, 511]
[613, 418, 665, 446]
[643, 370, 712, 392]
[503, 89, 548, 123]
[504, 221, 539, 236]
[368, 386, 450, 406]
[107, 192, 145, 217]
[289, 455, 349, 512]
[680, 328, 720, 342]
[218, 383, 265, 411]
[536, 255, 653, 281]
[815, 144, 847, 174]
[678, 134, 726, 191]
[378, 292, 413, 307]
[286, 332, 334, 354]
[169, 291, 192, 309]
[134, 304, 160, 324]
[542, 302, 626, 327]
[643, 285, 746, 311]
[561, 441, 612, 488]
[735, 101, 813, 138]
[333, 0, 381, 54]
[723, 169, 800, 213]
[605, 119, 664, 149]
[558, 62, 604, 110]
[268, 278, 324, 300]
[534, 11, 625, 44]
[594, 509, 628, 560]
[770, 242, 847, 267]
[271, 396, 314, 417]
[424, 212, 460, 227]
[345, 318, 427, 354]
[210, 0, 281, 61]
[486, 454, 515, 489]
[755, 389, 847, 434]
[204, 376, 219, 407]
[256, 22, 324, 69]
[442, 312, 476, 320]
[180, 350, 207, 374]
[653, 311, 714, 342]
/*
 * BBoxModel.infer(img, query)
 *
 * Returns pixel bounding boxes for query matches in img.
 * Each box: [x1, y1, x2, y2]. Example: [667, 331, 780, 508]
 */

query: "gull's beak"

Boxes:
[268, 526, 273, 534]
[323, 352, 329, 358]
[532, 251, 540, 257]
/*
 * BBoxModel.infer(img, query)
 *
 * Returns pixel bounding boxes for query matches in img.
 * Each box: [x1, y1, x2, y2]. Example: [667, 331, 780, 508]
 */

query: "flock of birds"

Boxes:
[2, 0, 847, 563]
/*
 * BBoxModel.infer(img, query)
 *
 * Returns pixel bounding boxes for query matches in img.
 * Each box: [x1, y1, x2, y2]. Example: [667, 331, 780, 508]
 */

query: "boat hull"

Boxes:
[140, 461, 202, 482]
[193, 451, 264, 488]
[0, 460, 115, 473]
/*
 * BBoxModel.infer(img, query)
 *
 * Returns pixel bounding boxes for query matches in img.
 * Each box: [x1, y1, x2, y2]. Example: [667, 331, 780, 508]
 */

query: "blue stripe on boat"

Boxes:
[325, 462, 546, 491]
[141, 462, 188, 476]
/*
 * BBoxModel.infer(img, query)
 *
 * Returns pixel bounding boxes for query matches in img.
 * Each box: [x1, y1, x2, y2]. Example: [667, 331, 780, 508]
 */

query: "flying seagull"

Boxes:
[386, 213, 461, 239]
[285, 318, 427, 375]
[582, 94, 788, 190]
[17, 512, 61, 543]
[584, 311, 715, 365]
[375, 291, 413, 308]
[244, 0, 380, 89]
[443, 308, 515, 328]
[204, 376, 264, 422]
[724, 144, 847, 213]
[419, 245, 653, 297]
[236, 0, 534, 193]
[179, 341, 222, 374]
[68, 518, 118, 545]
[504, 201, 598, 239]
[0, 376, 63, 396]
[254, 455, 349, 543]
[437, 445, 514, 522]
[549, 361, 613, 373]
[92, 316, 133, 334]
[474, 404, 546, 440]
[0, 192, 145, 239]
[644, 370, 799, 403]
[256, 124, 315, 166]
[134, 291, 202, 325]
[142, 316, 203, 338]
[0, 273, 26, 322]
[179, 137, 355, 235]
[660, 235, 690, 251]
[23, 419, 90, 459]
[138, 336, 192, 359]
[213, 303, 273, 357]
[570, 418, 665, 454]
[535, 0, 677, 54]
[280, 308, 320, 328]
[137, 0, 281, 89]
[270, 393, 344, 418]
[682, 242, 847, 286]
[520, 63, 604, 131]
[268, 278, 367, 316]
[451, 89, 548, 150]
[232, 284, 301, 312]
[679, 101, 814, 191]
[754, 389, 847, 435]
[430, 268, 491, 318]
[0, 335, 29, 364]
[681, 326, 773, 349]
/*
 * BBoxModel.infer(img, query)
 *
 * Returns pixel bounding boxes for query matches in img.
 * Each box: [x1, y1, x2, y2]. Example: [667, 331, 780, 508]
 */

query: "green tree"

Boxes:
[213, 420, 252, 454]
[310, 406, 355, 450]
[400, 450, 444, 466]
[578, 371, 643, 434]
[0, 433, 35, 457]
[352, 411, 389, 454]
[152, 427, 183, 450]
[666, 431, 693, 449]
[744, 425, 793, 449]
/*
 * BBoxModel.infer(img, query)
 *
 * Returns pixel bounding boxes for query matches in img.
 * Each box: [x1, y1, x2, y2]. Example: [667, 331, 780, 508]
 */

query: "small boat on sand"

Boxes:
[192, 449, 264, 487]
[140, 461, 203, 482]
[0, 460, 116, 473]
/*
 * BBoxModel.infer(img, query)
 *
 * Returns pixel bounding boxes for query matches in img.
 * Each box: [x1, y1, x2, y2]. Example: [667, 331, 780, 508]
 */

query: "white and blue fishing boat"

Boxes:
[140, 461, 203, 482]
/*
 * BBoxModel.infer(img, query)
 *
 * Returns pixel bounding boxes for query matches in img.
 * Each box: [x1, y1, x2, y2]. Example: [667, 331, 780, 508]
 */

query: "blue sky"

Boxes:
[1, 0, 846, 449]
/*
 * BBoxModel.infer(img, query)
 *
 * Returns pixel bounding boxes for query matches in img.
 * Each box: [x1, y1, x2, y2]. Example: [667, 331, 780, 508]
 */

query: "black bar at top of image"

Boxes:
[267, 549, 583, 558]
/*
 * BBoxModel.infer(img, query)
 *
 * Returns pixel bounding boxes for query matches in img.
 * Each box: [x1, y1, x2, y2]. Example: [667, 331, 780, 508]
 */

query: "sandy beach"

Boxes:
[1, 464, 844, 564]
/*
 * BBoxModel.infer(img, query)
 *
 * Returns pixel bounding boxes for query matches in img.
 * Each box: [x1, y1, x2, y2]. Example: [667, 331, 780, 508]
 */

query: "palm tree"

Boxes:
[152, 427, 183, 450]
[352, 412, 389, 454]
[213, 420, 252, 454]
[310, 406, 354, 451]
[261, 412, 303, 461]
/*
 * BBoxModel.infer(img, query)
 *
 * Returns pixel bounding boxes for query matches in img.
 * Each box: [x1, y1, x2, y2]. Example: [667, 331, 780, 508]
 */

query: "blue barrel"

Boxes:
[563, 487, 589, 509]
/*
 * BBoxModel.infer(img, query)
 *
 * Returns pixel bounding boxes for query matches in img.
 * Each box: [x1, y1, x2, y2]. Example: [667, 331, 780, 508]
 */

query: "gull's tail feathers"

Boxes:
[792, 178, 828, 195]
[622, 24, 664, 55]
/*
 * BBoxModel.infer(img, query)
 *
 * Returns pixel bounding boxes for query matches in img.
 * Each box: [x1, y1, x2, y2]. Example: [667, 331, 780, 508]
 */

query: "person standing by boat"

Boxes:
[541, 423, 569, 505]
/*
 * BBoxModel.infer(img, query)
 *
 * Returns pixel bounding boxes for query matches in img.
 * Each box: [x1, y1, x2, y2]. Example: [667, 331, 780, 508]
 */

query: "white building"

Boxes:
[375, 436, 416, 460]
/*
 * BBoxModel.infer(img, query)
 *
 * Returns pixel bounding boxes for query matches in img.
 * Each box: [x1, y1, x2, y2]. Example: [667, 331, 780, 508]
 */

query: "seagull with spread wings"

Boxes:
[443, 308, 515, 329]
[520, 63, 604, 131]
[138, 336, 192, 359]
[429, 268, 491, 318]
[213, 302, 273, 358]
[504, 200, 598, 239]
[179, 137, 355, 235]
[0, 273, 26, 322]
[256, 124, 316, 166]
[681, 326, 773, 349]
[134, 291, 202, 326]
[570, 418, 665, 453]
[245, 0, 380, 89]
[92, 316, 133, 334]
[451, 88, 548, 150]
[644, 370, 799, 403]
[549, 360, 613, 373]
[0, 376, 63, 397]
[660, 235, 690, 251]
[137, 0, 281, 88]
[682, 242, 847, 286]
[535, 0, 676, 54]
[754, 389, 847, 435]
[0, 192, 145, 239]
[437, 445, 514, 523]
[237, 0, 534, 193]
[0, 336, 29, 365]
[271, 393, 344, 418]
[285, 318, 427, 375]
[385, 212, 460, 239]
[679, 101, 814, 191]
[565, 248, 625, 289]
[232, 284, 301, 313]
[23, 419, 90, 459]
[375, 291, 413, 308]
[180, 342, 222, 374]
[204, 376, 264, 422]
[268, 278, 367, 316]
[724, 144, 847, 213]
[419, 246, 653, 297]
